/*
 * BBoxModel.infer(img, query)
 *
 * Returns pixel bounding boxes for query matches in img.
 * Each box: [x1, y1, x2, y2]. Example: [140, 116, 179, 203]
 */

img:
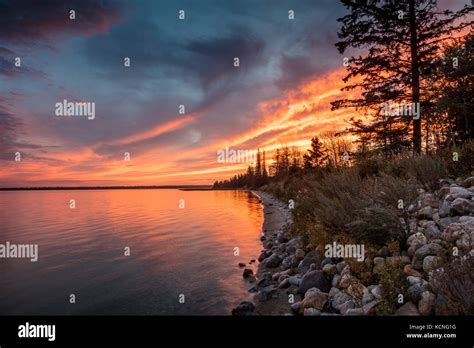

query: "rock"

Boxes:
[407, 284, 425, 303]
[422, 255, 443, 273]
[301, 287, 328, 311]
[277, 232, 290, 243]
[298, 252, 320, 274]
[386, 256, 411, 266]
[248, 275, 256, 283]
[345, 308, 364, 316]
[258, 250, 272, 262]
[331, 291, 355, 313]
[417, 206, 433, 220]
[322, 263, 337, 277]
[257, 285, 278, 302]
[363, 300, 381, 315]
[295, 248, 305, 260]
[281, 254, 299, 269]
[329, 287, 340, 297]
[462, 176, 474, 188]
[373, 257, 385, 273]
[288, 276, 301, 286]
[286, 285, 299, 295]
[412, 243, 445, 270]
[425, 224, 442, 240]
[445, 186, 472, 201]
[265, 254, 282, 268]
[438, 200, 451, 218]
[395, 302, 420, 316]
[377, 246, 390, 257]
[403, 264, 422, 278]
[450, 198, 472, 216]
[238, 262, 246, 268]
[346, 279, 367, 302]
[407, 276, 423, 286]
[303, 308, 321, 316]
[321, 257, 333, 268]
[278, 278, 290, 289]
[332, 274, 341, 288]
[299, 270, 331, 296]
[371, 285, 383, 299]
[232, 301, 255, 316]
[290, 301, 302, 313]
[338, 300, 356, 314]
[362, 291, 375, 306]
[442, 220, 474, 242]
[407, 232, 428, 249]
[418, 291, 435, 316]
[243, 268, 254, 279]
[336, 261, 346, 274]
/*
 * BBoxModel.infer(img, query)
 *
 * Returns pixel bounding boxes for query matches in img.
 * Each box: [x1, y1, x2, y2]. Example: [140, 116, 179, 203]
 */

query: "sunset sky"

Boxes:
[0, 0, 467, 187]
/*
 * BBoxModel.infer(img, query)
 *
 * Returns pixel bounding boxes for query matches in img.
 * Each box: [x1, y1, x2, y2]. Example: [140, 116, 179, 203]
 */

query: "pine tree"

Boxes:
[332, 0, 473, 154]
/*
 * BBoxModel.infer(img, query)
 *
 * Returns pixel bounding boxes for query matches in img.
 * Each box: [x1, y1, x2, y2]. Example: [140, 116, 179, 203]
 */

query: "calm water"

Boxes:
[0, 189, 263, 315]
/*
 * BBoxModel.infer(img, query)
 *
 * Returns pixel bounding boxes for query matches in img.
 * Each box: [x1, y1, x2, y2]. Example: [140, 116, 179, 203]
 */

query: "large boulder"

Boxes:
[301, 287, 328, 311]
[412, 243, 445, 270]
[299, 270, 331, 296]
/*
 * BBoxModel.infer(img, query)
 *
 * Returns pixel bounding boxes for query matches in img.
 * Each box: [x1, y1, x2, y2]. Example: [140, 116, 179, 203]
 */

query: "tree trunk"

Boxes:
[409, 0, 422, 154]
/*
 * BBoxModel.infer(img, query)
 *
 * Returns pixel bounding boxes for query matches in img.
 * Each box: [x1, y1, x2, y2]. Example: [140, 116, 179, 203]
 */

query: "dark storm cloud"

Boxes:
[0, 0, 123, 45]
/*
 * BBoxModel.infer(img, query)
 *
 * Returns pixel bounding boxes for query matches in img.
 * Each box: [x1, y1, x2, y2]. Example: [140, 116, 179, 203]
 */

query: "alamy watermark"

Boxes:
[55, 99, 95, 120]
[381, 101, 420, 120]
[0, 241, 38, 262]
[325, 242, 365, 262]
[217, 147, 257, 164]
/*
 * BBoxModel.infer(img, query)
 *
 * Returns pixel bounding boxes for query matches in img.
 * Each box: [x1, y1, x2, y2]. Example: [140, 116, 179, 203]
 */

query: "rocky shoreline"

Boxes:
[232, 178, 474, 316]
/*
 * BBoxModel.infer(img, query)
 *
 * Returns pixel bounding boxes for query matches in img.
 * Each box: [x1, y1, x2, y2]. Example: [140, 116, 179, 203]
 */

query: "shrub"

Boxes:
[376, 262, 409, 315]
[430, 257, 474, 315]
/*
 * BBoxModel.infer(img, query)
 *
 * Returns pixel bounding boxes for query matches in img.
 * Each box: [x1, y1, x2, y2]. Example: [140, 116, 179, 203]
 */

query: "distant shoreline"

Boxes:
[0, 185, 213, 191]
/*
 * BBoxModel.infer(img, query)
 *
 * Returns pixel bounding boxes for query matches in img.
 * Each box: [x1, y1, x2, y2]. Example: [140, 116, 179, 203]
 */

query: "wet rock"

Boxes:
[301, 287, 328, 311]
[395, 302, 420, 316]
[243, 268, 254, 279]
[232, 301, 255, 316]
[299, 270, 331, 296]
[258, 250, 272, 262]
[257, 285, 278, 302]
[278, 278, 290, 289]
[265, 254, 282, 268]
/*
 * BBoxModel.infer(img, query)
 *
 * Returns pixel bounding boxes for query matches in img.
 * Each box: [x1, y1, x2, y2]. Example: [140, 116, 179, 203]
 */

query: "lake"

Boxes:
[0, 189, 263, 315]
